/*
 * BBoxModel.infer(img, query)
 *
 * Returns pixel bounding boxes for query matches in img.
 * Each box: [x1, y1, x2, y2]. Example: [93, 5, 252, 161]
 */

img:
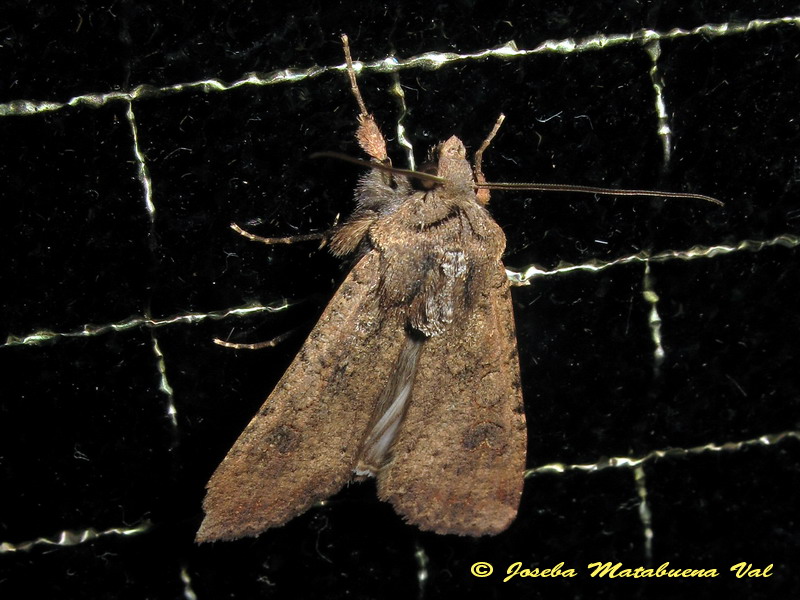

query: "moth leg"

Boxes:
[229, 223, 327, 247]
[474, 113, 506, 205]
[341, 33, 370, 121]
[216, 221, 333, 350]
[341, 34, 389, 163]
[213, 330, 294, 350]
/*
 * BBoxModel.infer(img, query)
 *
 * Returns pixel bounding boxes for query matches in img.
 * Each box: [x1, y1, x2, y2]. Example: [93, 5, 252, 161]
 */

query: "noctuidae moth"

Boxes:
[196, 36, 526, 542]
[196, 36, 721, 543]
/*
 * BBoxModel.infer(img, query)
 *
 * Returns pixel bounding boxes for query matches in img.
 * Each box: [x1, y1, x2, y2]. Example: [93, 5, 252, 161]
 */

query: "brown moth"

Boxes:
[196, 37, 526, 542]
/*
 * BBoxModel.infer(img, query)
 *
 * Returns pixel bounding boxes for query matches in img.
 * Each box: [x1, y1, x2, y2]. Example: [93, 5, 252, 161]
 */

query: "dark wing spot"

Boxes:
[266, 424, 301, 454]
[462, 421, 506, 453]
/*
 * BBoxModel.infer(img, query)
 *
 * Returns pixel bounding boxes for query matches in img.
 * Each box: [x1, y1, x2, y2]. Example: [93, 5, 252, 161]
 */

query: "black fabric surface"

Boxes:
[2, 2, 799, 599]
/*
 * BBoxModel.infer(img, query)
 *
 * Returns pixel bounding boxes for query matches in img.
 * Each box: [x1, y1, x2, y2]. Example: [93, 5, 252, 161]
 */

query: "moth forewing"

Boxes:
[372, 152, 526, 535]
[196, 252, 409, 542]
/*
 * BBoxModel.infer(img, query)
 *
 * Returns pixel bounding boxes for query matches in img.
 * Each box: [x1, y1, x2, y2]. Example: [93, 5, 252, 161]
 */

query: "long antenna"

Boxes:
[475, 181, 723, 206]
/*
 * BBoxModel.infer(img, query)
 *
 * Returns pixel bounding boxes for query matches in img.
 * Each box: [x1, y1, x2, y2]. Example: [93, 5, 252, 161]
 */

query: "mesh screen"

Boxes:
[2, 4, 799, 599]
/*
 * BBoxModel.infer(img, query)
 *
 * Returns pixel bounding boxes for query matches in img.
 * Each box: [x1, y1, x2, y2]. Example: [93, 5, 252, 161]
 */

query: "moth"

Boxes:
[196, 37, 720, 543]
[196, 37, 526, 542]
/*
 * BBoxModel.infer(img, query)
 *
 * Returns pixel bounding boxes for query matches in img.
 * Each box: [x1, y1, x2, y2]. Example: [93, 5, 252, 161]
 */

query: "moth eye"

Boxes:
[419, 162, 437, 175]
[410, 162, 439, 191]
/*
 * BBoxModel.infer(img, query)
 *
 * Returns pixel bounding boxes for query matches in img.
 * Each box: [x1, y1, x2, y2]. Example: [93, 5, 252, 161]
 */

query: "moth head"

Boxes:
[431, 136, 473, 190]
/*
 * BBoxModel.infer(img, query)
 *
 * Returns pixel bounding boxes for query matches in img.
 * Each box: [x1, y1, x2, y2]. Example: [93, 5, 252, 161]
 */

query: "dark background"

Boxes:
[2, 1, 799, 598]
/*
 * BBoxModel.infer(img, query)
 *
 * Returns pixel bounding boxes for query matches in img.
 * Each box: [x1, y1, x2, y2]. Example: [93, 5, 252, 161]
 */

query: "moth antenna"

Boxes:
[310, 151, 446, 185]
[475, 181, 723, 206]
[474, 114, 506, 205]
